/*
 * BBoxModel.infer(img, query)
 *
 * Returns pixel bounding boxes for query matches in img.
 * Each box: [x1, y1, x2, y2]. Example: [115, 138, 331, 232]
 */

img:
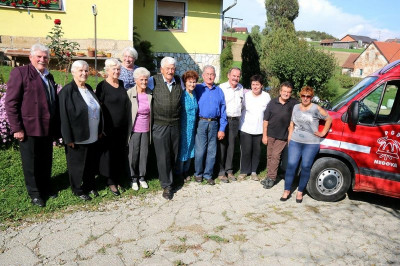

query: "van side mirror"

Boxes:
[347, 101, 359, 128]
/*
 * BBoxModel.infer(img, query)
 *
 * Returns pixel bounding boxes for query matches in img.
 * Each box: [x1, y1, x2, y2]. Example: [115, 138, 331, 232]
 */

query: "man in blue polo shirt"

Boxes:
[194, 65, 227, 185]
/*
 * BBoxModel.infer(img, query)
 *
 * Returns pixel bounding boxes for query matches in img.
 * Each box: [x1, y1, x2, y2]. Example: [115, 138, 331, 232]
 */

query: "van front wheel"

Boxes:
[307, 157, 351, 202]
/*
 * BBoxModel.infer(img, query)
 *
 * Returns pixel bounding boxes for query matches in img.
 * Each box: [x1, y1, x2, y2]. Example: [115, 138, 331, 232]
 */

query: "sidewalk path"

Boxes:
[1, 180, 399, 265]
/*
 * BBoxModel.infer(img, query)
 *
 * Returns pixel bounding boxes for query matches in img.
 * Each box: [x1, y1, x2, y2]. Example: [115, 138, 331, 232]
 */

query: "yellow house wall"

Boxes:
[0, 0, 131, 40]
[134, 0, 222, 54]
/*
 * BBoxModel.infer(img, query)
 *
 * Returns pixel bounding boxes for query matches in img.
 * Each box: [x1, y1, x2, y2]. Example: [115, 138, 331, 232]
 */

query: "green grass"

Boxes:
[223, 32, 249, 41]
[0, 145, 163, 227]
[0, 65, 102, 89]
[308, 41, 365, 53]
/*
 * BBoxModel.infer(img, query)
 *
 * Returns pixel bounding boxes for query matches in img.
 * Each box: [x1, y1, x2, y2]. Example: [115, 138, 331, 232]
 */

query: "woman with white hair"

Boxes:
[119, 47, 139, 89]
[127, 67, 152, 190]
[59, 60, 103, 201]
[96, 58, 130, 196]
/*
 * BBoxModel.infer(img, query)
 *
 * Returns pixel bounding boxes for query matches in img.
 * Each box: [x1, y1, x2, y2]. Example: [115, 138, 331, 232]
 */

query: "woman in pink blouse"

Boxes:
[127, 67, 153, 190]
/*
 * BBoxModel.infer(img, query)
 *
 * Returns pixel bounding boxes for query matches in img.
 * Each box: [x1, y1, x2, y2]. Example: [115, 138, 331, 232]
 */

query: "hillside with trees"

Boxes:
[296, 30, 336, 41]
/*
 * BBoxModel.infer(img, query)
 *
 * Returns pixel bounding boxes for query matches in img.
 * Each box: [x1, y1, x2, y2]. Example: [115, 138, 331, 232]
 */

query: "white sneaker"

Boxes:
[139, 180, 148, 189]
[131, 182, 139, 191]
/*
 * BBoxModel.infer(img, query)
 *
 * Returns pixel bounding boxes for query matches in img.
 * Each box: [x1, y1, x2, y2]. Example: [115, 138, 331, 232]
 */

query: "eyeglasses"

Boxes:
[301, 95, 312, 99]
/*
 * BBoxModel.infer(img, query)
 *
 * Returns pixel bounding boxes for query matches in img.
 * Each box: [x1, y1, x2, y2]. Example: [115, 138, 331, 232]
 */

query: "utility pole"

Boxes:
[225, 16, 243, 37]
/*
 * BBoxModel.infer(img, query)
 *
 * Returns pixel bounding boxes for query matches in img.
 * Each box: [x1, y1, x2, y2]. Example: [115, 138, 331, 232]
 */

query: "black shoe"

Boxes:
[162, 187, 173, 200]
[263, 178, 275, 189]
[47, 190, 58, 199]
[79, 194, 92, 201]
[296, 198, 303, 203]
[89, 190, 99, 197]
[206, 178, 215, 185]
[194, 176, 203, 183]
[280, 195, 291, 202]
[109, 185, 120, 196]
[31, 197, 45, 207]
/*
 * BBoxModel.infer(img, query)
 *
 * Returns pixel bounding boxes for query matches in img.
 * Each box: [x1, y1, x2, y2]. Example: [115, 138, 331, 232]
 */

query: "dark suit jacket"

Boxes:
[5, 63, 60, 137]
[59, 80, 104, 144]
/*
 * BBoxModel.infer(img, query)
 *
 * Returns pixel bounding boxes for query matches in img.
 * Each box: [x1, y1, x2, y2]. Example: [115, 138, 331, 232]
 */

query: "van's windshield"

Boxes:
[329, 76, 378, 111]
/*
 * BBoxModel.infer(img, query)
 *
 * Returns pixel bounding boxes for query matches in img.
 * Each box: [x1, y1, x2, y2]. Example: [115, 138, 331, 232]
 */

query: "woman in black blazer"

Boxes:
[59, 60, 103, 201]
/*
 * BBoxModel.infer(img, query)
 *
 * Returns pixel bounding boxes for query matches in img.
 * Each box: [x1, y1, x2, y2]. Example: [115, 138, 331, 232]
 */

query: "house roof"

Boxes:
[320, 39, 335, 44]
[341, 34, 377, 43]
[342, 53, 359, 69]
[233, 27, 248, 32]
[374, 41, 400, 63]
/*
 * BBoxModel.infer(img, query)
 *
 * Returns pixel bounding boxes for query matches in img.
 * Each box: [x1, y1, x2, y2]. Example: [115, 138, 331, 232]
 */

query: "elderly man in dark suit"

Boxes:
[147, 57, 182, 200]
[5, 43, 59, 207]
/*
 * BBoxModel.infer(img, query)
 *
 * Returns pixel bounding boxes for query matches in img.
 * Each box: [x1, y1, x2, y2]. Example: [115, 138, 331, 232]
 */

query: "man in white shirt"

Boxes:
[217, 67, 243, 182]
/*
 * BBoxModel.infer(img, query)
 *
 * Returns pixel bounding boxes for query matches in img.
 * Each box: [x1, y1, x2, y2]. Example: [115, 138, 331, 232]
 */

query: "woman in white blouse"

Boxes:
[59, 60, 103, 201]
[238, 75, 271, 180]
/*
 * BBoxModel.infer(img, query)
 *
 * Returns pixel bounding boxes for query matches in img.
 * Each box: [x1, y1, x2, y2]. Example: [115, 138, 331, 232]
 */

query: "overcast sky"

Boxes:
[222, 0, 400, 40]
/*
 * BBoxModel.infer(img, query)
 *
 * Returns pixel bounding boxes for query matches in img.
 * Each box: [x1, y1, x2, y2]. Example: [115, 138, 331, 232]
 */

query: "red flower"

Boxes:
[11, 2, 17, 7]
[18, 0, 23, 4]
[54, 19, 61, 25]
[32, 1, 36, 4]
[40, 0, 45, 4]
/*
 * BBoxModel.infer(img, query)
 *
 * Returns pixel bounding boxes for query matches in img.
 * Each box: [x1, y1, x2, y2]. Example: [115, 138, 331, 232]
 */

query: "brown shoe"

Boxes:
[207, 178, 215, 185]
[218, 175, 229, 183]
[227, 173, 236, 181]
[237, 174, 247, 180]
[195, 176, 203, 182]
[251, 173, 259, 181]
[184, 176, 192, 183]
[162, 187, 173, 200]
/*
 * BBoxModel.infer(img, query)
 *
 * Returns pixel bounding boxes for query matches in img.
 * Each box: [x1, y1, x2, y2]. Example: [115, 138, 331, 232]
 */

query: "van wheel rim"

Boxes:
[316, 169, 343, 196]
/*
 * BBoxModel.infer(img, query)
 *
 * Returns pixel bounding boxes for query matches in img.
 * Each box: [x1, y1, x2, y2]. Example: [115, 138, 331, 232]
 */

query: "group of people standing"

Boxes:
[5, 43, 332, 207]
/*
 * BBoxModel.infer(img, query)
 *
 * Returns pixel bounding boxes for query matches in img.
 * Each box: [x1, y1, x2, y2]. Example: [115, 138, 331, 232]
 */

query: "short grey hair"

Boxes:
[30, 43, 49, 57]
[133, 67, 151, 80]
[160, 57, 176, 68]
[71, 60, 89, 73]
[104, 58, 121, 71]
[203, 65, 215, 73]
[228, 67, 241, 74]
[121, 47, 138, 60]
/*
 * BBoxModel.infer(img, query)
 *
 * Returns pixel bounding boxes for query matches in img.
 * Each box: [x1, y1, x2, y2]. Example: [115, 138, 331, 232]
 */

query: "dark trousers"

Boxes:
[19, 136, 54, 199]
[128, 132, 149, 180]
[66, 142, 99, 196]
[218, 118, 240, 175]
[240, 131, 262, 174]
[99, 126, 128, 186]
[266, 137, 287, 180]
[152, 124, 179, 189]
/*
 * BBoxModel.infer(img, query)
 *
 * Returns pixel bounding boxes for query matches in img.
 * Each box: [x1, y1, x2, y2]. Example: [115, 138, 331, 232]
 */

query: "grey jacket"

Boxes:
[127, 85, 153, 143]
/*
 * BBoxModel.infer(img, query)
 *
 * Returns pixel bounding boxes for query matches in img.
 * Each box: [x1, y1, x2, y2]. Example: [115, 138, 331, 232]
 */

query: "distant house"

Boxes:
[320, 39, 335, 46]
[333, 34, 377, 49]
[386, 38, 400, 43]
[233, 27, 248, 34]
[350, 41, 400, 78]
[341, 53, 359, 75]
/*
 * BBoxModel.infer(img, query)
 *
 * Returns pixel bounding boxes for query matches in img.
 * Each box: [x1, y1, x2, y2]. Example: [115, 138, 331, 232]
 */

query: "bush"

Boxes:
[0, 84, 14, 148]
[220, 42, 233, 83]
[136, 41, 157, 75]
[336, 74, 362, 88]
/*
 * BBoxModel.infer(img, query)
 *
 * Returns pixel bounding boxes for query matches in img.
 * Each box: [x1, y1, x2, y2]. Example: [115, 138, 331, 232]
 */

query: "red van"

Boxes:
[307, 60, 400, 201]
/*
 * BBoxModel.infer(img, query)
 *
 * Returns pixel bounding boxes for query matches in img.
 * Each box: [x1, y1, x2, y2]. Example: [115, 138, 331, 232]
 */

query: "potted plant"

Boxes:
[87, 47, 95, 57]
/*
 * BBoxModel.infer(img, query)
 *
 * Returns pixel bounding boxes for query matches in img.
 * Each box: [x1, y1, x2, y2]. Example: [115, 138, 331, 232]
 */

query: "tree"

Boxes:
[135, 41, 156, 74]
[260, 0, 337, 99]
[265, 0, 299, 32]
[241, 35, 261, 88]
[219, 42, 233, 83]
[250, 25, 263, 57]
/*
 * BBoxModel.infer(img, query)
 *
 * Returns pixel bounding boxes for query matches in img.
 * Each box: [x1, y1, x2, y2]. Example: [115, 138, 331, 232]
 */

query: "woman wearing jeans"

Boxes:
[281, 86, 332, 203]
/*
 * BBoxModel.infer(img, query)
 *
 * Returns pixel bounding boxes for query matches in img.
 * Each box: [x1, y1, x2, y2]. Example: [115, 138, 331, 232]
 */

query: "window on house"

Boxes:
[0, 0, 62, 10]
[156, 0, 185, 31]
[360, 69, 363, 76]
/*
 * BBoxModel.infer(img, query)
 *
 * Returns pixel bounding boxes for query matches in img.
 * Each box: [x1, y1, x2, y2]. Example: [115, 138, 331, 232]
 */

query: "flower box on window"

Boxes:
[0, 0, 62, 10]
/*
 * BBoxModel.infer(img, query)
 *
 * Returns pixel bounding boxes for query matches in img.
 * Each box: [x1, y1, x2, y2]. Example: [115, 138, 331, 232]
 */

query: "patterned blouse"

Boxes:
[178, 90, 198, 161]
[119, 65, 139, 89]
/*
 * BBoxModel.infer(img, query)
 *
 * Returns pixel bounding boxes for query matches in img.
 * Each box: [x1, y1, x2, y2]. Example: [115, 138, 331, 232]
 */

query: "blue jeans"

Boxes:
[194, 120, 218, 179]
[284, 140, 320, 192]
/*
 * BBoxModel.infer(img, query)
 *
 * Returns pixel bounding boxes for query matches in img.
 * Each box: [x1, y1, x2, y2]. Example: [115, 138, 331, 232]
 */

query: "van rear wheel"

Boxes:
[307, 157, 351, 202]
